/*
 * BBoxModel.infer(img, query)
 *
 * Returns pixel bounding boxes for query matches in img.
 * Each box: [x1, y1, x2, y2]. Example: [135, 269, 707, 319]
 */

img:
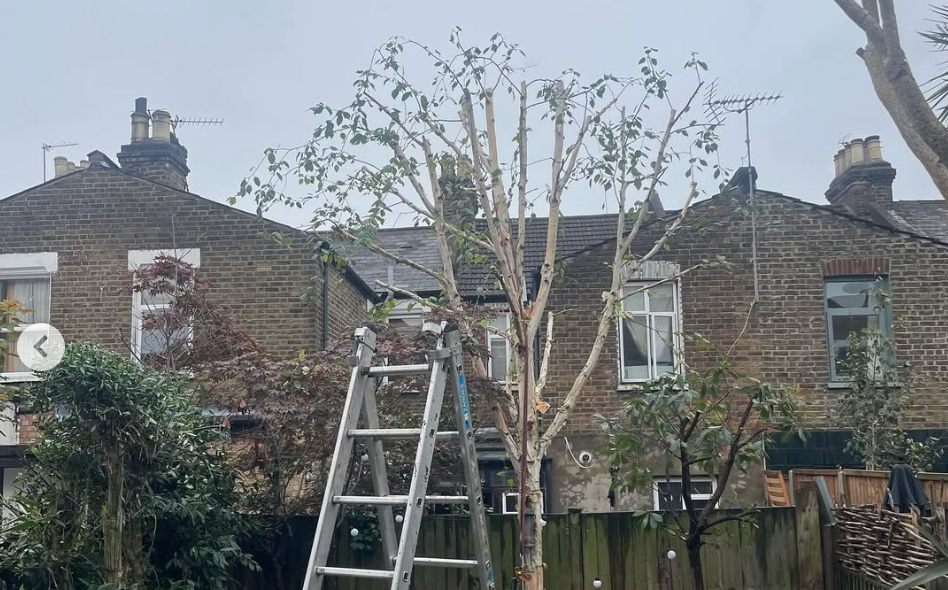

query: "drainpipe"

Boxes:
[321, 259, 330, 349]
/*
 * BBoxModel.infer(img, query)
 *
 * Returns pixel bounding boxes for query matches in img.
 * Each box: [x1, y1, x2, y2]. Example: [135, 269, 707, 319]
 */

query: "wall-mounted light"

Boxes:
[593, 578, 603, 588]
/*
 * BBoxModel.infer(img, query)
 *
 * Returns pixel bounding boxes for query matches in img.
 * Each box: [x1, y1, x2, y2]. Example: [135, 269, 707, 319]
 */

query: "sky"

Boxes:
[1, 1, 944, 227]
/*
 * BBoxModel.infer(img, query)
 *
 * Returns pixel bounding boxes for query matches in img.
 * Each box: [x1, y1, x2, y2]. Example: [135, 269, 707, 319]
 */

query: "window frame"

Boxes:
[502, 492, 520, 515]
[0, 253, 58, 382]
[618, 280, 683, 384]
[486, 312, 512, 384]
[823, 275, 893, 384]
[651, 476, 716, 511]
[128, 249, 200, 364]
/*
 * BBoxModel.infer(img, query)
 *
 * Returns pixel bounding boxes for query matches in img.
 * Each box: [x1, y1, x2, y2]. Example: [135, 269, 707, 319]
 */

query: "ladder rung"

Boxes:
[365, 364, 430, 377]
[414, 557, 479, 568]
[348, 427, 499, 440]
[333, 495, 470, 506]
[315, 566, 395, 579]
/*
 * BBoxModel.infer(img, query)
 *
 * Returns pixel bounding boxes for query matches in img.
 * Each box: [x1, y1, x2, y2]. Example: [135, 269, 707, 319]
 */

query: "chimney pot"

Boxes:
[135, 97, 147, 113]
[79, 159, 89, 169]
[865, 135, 883, 160]
[834, 151, 844, 176]
[66, 161, 77, 173]
[850, 138, 865, 165]
[53, 156, 69, 178]
[151, 110, 172, 142]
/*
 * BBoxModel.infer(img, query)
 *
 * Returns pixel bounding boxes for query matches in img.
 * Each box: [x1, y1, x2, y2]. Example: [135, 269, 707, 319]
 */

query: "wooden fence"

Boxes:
[790, 468, 948, 507]
[241, 507, 815, 590]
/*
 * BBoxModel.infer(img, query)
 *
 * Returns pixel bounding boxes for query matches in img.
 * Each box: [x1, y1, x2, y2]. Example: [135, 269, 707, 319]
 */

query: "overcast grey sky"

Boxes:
[1, 1, 943, 226]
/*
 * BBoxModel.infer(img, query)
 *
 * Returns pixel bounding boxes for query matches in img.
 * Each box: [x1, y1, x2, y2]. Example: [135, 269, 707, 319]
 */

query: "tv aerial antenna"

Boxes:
[41, 141, 79, 182]
[706, 84, 783, 304]
[170, 115, 224, 131]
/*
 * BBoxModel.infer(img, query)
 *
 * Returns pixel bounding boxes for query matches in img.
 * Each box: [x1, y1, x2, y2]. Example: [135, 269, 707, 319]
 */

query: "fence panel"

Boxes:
[243, 508, 805, 590]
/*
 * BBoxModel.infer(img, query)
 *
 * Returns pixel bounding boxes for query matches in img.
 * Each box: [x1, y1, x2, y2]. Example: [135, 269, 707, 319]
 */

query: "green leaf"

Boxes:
[892, 559, 948, 590]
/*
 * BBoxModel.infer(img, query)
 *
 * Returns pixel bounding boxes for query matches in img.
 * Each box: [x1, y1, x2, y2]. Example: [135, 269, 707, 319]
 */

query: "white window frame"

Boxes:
[823, 276, 893, 384]
[486, 312, 511, 384]
[651, 476, 716, 511]
[502, 492, 520, 515]
[618, 279, 683, 383]
[128, 249, 200, 363]
[0, 253, 58, 382]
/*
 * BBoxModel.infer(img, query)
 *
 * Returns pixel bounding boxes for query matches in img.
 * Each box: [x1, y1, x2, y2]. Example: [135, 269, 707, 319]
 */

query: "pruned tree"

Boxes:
[600, 360, 800, 590]
[240, 30, 723, 587]
[831, 1, 948, 200]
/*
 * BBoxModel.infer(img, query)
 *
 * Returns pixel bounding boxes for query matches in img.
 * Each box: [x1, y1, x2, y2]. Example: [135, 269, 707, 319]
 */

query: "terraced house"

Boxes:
[349, 136, 948, 513]
[0, 99, 375, 505]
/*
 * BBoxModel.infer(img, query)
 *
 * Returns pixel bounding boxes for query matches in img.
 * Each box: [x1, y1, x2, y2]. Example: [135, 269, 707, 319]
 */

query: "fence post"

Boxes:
[796, 486, 825, 590]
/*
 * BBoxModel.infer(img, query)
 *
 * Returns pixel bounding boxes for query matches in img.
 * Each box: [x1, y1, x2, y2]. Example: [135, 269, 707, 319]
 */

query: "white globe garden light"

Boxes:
[350, 528, 359, 537]
[667, 550, 677, 560]
[593, 578, 603, 588]
[396, 514, 404, 524]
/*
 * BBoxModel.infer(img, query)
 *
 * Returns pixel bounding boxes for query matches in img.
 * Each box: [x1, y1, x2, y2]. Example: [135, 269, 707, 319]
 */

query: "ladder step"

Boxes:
[333, 495, 470, 506]
[348, 427, 499, 440]
[315, 566, 395, 580]
[365, 364, 430, 377]
[415, 557, 479, 568]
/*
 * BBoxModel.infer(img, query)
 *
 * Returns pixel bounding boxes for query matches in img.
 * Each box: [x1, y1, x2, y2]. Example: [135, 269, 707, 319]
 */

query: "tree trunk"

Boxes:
[520, 468, 545, 590]
[686, 538, 705, 590]
[103, 439, 125, 589]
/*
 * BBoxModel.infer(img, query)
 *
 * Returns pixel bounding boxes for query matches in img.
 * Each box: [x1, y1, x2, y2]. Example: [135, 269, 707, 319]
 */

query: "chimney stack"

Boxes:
[53, 156, 69, 178]
[131, 97, 149, 142]
[116, 98, 190, 190]
[825, 135, 896, 219]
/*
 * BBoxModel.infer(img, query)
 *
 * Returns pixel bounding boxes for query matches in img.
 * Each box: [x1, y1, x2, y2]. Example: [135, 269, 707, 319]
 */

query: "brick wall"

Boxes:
[0, 166, 369, 357]
[542, 193, 948, 436]
[1, 165, 371, 443]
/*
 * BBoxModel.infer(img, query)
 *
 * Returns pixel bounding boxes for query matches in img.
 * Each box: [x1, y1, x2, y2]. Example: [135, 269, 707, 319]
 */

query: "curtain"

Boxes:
[3, 278, 51, 373]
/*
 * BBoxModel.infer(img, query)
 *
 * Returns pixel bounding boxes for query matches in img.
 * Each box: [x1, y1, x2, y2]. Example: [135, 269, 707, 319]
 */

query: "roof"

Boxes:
[351, 191, 948, 300]
[347, 214, 631, 298]
[0, 156, 379, 300]
[346, 227, 445, 295]
[884, 200, 948, 243]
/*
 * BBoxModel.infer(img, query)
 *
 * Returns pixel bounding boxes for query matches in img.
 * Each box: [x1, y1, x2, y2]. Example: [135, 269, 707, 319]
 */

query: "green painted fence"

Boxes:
[242, 507, 807, 590]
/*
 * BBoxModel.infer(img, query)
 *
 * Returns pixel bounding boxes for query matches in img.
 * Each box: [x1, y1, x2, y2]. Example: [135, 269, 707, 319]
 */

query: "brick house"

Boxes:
[350, 136, 948, 513]
[0, 98, 374, 505]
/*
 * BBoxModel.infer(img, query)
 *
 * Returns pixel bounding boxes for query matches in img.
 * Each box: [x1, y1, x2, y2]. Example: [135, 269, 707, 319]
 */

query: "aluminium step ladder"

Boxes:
[301, 322, 496, 590]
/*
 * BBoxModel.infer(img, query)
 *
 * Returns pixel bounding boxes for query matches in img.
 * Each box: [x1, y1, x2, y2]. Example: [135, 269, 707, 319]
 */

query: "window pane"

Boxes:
[1, 278, 51, 325]
[622, 316, 649, 380]
[623, 288, 646, 313]
[140, 310, 189, 362]
[142, 290, 174, 307]
[2, 278, 51, 373]
[826, 280, 875, 309]
[488, 315, 508, 331]
[692, 498, 711, 511]
[389, 315, 423, 330]
[652, 316, 675, 376]
[656, 481, 683, 510]
[647, 284, 675, 312]
[691, 481, 713, 495]
[830, 314, 874, 342]
[490, 337, 507, 381]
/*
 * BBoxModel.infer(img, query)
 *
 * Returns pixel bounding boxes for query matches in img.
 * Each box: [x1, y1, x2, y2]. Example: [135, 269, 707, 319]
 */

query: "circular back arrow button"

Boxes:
[15, 323, 65, 372]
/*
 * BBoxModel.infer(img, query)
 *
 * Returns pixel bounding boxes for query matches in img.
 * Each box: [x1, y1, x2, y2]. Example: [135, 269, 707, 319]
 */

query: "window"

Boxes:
[652, 477, 716, 511]
[502, 492, 519, 515]
[824, 276, 892, 382]
[385, 300, 426, 332]
[129, 249, 200, 364]
[0, 253, 57, 381]
[619, 281, 680, 382]
[486, 313, 511, 382]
